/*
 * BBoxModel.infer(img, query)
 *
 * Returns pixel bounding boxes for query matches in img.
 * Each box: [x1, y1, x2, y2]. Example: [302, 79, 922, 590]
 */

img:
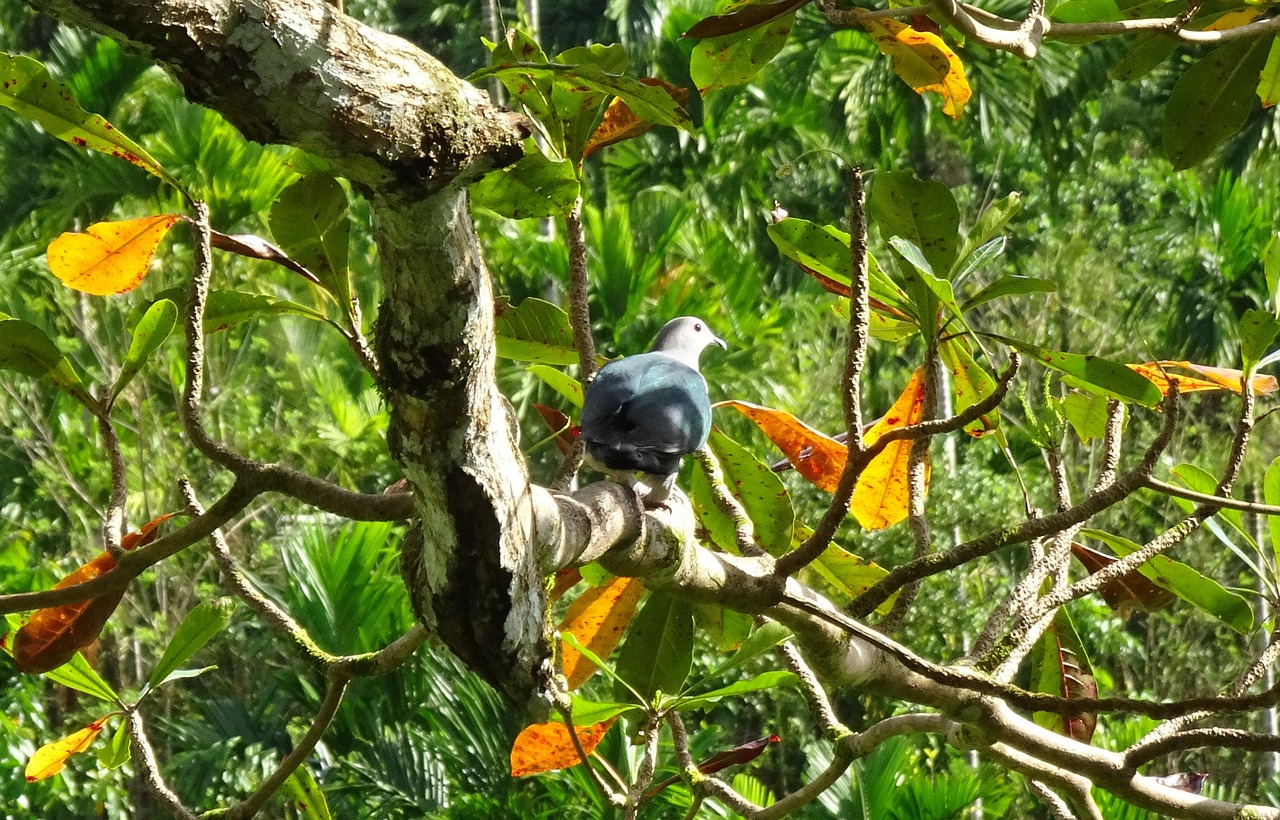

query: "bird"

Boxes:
[580, 316, 726, 504]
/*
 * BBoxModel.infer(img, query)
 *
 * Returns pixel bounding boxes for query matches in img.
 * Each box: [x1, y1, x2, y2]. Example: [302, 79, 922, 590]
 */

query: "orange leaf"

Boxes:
[534, 403, 577, 456]
[549, 568, 583, 603]
[510, 718, 616, 777]
[559, 576, 645, 690]
[1071, 542, 1175, 614]
[859, 16, 971, 119]
[1127, 361, 1278, 396]
[13, 512, 175, 674]
[718, 400, 847, 491]
[25, 716, 110, 781]
[583, 79, 689, 158]
[47, 214, 182, 295]
[851, 368, 929, 530]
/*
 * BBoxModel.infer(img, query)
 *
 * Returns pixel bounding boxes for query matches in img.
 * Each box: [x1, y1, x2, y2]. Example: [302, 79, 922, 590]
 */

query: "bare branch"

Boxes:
[127, 709, 198, 820]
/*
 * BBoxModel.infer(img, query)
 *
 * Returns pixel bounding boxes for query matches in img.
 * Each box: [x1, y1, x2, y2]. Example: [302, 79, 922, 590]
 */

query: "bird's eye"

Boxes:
[694, 322, 703, 332]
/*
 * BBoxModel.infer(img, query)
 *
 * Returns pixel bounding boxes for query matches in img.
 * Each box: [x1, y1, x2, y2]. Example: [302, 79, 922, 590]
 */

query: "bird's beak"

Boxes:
[713, 334, 727, 351]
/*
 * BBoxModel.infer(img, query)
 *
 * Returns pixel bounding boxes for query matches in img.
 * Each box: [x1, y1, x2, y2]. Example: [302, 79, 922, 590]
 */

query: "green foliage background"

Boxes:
[1, 0, 1279, 817]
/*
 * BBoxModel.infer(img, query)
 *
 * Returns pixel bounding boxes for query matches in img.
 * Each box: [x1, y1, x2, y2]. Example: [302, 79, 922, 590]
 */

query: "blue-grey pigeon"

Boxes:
[580, 317, 726, 503]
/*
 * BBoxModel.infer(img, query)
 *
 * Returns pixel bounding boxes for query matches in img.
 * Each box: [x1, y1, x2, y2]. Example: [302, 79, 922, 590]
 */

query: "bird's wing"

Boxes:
[581, 354, 711, 455]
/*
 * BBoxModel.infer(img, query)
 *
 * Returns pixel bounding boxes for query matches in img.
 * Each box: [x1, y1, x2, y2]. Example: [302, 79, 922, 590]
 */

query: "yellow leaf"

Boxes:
[47, 214, 182, 295]
[510, 718, 615, 777]
[25, 716, 109, 781]
[1127, 361, 1278, 396]
[559, 576, 644, 690]
[859, 16, 971, 119]
[852, 368, 929, 530]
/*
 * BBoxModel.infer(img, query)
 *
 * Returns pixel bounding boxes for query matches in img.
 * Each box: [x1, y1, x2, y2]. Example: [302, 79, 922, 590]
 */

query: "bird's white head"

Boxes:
[649, 316, 727, 370]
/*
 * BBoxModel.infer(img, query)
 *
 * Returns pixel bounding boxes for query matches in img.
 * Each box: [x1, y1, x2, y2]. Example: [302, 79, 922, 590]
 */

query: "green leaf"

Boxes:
[1168, 463, 1255, 551]
[614, 591, 694, 703]
[494, 297, 581, 365]
[766, 218, 915, 318]
[0, 318, 93, 407]
[1162, 36, 1273, 170]
[955, 191, 1021, 273]
[1265, 232, 1280, 319]
[708, 620, 792, 679]
[962, 275, 1056, 311]
[483, 31, 557, 151]
[950, 236, 1005, 285]
[148, 598, 235, 689]
[1051, 0, 1122, 23]
[690, 12, 796, 94]
[1082, 529, 1254, 633]
[938, 336, 999, 436]
[470, 150, 580, 219]
[869, 171, 960, 277]
[0, 52, 186, 195]
[1029, 608, 1097, 743]
[1110, 34, 1177, 82]
[693, 604, 754, 652]
[44, 652, 120, 704]
[282, 765, 332, 820]
[151, 665, 217, 690]
[1261, 37, 1280, 107]
[131, 288, 331, 334]
[1240, 308, 1280, 375]
[96, 720, 131, 770]
[988, 334, 1163, 407]
[1061, 392, 1114, 443]
[811, 545, 895, 614]
[111, 298, 177, 402]
[675, 670, 798, 710]
[1264, 456, 1280, 586]
[709, 430, 795, 556]
[528, 364, 585, 408]
[567, 695, 643, 725]
[269, 173, 352, 308]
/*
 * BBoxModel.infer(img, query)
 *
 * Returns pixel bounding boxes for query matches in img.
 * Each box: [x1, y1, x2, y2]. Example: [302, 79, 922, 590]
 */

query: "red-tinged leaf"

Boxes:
[859, 16, 971, 119]
[534, 404, 577, 456]
[583, 79, 688, 158]
[1164, 361, 1276, 395]
[510, 718, 616, 777]
[559, 576, 645, 690]
[209, 229, 321, 285]
[1030, 610, 1097, 743]
[14, 513, 175, 674]
[47, 214, 182, 295]
[718, 400, 847, 492]
[851, 368, 929, 530]
[647, 734, 780, 797]
[549, 568, 582, 603]
[684, 0, 810, 39]
[1071, 542, 1176, 613]
[25, 715, 111, 781]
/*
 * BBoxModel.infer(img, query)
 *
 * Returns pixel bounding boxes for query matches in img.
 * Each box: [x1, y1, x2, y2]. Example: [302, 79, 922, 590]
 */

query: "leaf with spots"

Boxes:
[718, 400, 847, 492]
[858, 16, 971, 119]
[690, 12, 797, 94]
[583, 79, 690, 158]
[1162, 35, 1272, 169]
[510, 717, 617, 777]
[471, 149, 580, 218]
[851, 368, 928, 530]
[988, 335, 1164, 407]
[268, 173, 352, 309]
[0, 52, 186, 194]
[47, 214, 181, 295]
[869, 171, 960, 278]
[25, 715, 114, 782]
[282, 765, 332, 820]
[690, 429, 795, 556]
[494, 297, 581, 365]
[558, 575, 645, 690]
[684, 0, 810, 39]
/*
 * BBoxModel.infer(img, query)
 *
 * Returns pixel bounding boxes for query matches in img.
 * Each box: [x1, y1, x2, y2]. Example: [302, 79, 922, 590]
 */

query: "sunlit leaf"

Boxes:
[495, 297, 581, 365]
[528, 364, 585, 407]
[719, 400, 846, 492]
[510, 718, 616, 777]
[1265, 456, 1280, 586]
[130, 288, 331, 335]
[96, 722, 131, 770]
[852, 368, 928, 530]
[0, 52, 185, 193]
[269, 173, 352, 308]
[858, 16, 971, 119]
[989, 335, 1163, 407]
[1265, 232, 1280, 317]
[111, 298, 177, 402]
[693, 430, 795, 556]
[676, 671, 798, 711]
[583, 79, 689, 157]
[471, 150, 580, 218]
[148, 598, 236, 689]
[282, 765, 332, 820]
[1261, 38, 1280, 108]
[811, 544, 896, 614]
[47, 214, 181, 295]
[25, 715, 111, 782]
[690, 12, 796, 94]
[869, 171, 961, 276]
[1061, 392, 1116, 443]
[955, 192, 1021, 270]
[1240, 308, 1280, 374]
[558, 576, 645, 690]
[962, 274, 1055, 310]
[938, 335, 999, 437]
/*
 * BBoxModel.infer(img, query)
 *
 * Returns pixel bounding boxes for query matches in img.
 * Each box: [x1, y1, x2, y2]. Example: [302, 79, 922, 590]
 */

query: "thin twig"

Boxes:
[127, 708, 198, 820]
[97, 409, 128, 558]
